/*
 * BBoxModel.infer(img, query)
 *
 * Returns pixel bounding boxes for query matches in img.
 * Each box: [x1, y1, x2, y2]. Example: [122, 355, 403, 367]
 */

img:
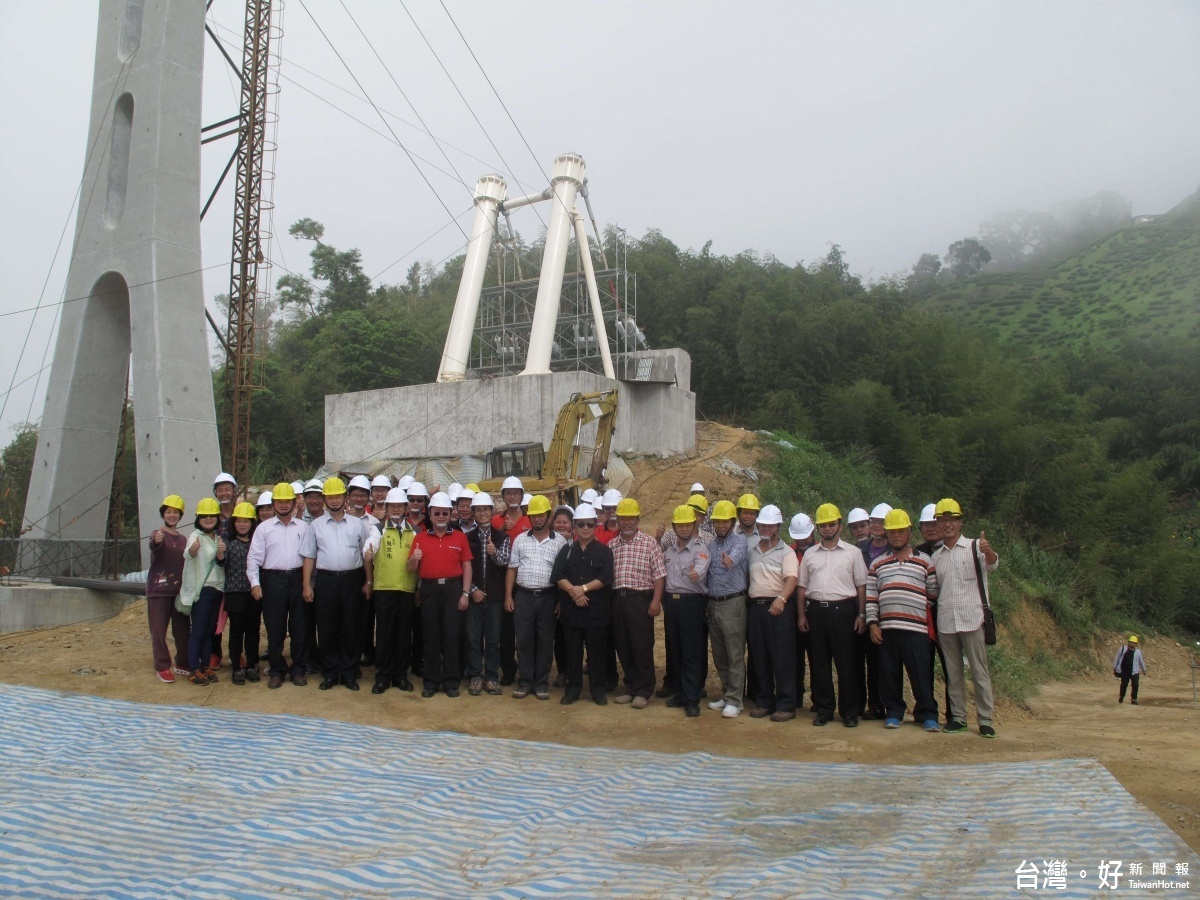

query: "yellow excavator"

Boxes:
[476, 389, 618, 506]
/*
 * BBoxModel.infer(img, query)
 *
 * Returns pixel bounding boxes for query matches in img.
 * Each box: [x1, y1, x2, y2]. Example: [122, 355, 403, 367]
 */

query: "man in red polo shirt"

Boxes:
[594, 488, 622, 544]
[492, 476, 531, 541]
[409, 492, 473, 698]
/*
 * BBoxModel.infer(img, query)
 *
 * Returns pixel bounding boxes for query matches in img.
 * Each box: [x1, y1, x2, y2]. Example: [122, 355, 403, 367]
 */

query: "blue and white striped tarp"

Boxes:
[0, 684, 1194, 898]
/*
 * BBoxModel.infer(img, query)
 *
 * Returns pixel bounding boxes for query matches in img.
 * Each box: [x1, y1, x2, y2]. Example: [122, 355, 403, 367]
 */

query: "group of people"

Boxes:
[144, 471, 1001, 736]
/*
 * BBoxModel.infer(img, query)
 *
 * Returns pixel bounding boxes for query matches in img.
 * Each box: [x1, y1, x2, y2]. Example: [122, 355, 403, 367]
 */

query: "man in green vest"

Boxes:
[363, 487, 418, 693]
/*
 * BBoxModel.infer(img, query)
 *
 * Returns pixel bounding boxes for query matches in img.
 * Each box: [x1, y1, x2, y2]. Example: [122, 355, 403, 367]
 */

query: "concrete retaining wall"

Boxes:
[0, 582, 140, 634]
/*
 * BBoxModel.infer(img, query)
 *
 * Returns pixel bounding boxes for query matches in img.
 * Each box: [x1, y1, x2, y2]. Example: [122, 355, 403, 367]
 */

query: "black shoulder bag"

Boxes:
[971, 539, 997, 646]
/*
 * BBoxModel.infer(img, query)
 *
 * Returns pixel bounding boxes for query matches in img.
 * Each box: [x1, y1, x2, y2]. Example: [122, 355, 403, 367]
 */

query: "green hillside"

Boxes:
[927, 214, 1200, 349]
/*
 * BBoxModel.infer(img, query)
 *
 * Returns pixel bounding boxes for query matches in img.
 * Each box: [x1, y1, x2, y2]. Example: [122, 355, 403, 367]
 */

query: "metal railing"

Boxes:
[1, 538, 143, 580]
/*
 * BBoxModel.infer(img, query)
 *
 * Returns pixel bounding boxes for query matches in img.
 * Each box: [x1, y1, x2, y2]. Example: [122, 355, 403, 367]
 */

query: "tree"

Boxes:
[945, 238, 991, 278]
[912, 253, 942, 279]
[978, 210, 1061, 270]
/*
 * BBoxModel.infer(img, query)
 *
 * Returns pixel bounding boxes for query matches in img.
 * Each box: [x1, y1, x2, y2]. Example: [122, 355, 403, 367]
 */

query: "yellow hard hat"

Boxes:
[195, 497, 221, 517]
[935, 497, 962, 517]
[709, 500, 737, 521]
[322, 476, 347, 496]
[616, 498, 641, 517]
[231, 501, 257, 520]
[1128, 635, 1139, 644]
[160, 494, 185, 512]
[465, 483, 480, 492]
[883, 509, 912, 530]
[686, 494, 708, 513]
[736, 493, 761, 511]
[272, 481, 296, 501]
[814, 503, 842, 525]
[672, 504, 697, 524]
[527, 495, 553, 516]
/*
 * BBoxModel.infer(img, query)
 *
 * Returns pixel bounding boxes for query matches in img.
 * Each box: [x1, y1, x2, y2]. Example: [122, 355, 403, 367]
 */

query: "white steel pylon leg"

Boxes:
[22, 0, 221, 568]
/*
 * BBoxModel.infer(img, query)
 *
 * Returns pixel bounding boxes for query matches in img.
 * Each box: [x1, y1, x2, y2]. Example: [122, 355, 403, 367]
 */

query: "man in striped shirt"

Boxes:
[865, 509, 940, 732]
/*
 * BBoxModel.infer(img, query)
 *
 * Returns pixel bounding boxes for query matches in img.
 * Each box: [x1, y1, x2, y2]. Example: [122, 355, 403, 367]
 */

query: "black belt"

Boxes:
[808, 597, 857, 608]
[750, 596, 777, 605]
[711, 591, 746, 602]
[316, 567, 362, 575]
[614, 588, 651, 597]
[667, 592, 704, 600]
[427, 577, 463, 586]
[517, 586, 554, 595]
[262, 567, 300, 575]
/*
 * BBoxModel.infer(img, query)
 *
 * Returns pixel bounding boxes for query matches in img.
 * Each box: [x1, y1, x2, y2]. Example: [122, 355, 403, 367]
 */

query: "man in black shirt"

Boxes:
[551, 503, 614, 706]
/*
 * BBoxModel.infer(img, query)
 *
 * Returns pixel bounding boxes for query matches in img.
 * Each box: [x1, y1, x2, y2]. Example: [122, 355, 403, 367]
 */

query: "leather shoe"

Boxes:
[421, 687, 436, 698]
[371, 681, 387, 694]
[664, 696, 685, 708]
[444, 687, 459, 698]
[592, 694, 608, 706]
[393, 678, 413, 691]
[843, 717, 859, 728]
[291, 674, 307, 687]
[344, 679, 359, 691]
[655, 686, 676, 699]
[268, 674, 284, 689]
[770, 710, 796, 723]
[750, 707, 773, 719]
[684, 703, 701, 717]
[812, 714, 832, 726]
[319, 678, 337, 691]
[560, 694, 577, 705]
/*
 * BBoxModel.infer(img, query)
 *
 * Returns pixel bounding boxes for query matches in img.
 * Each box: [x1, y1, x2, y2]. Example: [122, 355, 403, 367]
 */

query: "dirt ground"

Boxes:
[2, 422, 1198, 853]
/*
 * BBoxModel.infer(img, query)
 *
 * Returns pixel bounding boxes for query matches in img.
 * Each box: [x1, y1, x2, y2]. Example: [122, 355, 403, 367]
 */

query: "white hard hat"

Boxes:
[406, 481, 428, 497]
[371, 475, 393, 489]
[256, 491, 273, 507]
[690, 482, 705, 493]
[521, 493, 532, 506]
[456, 489, 475, 504]
[290, 481, 306, 496]
[869, 503, 893, 520]
[384, 488, 408, 505]
[580, 488, 600, 505]
[214, 472, 236, 487]
[471, 491, 496, 507]
[348, 475, 372, 492]
[788, 512, 814, 541]
[757, 504, 784, 527]
[601, 488, 622, 507]
[397, 475, 414, 490]
[501, 476, 523, 492]
[846, 507, 869, 525]
[447, 482, 464, 497]
[919, 503, 938, 524]
[303, 478, 324, 494]
[428, 491, 453, 509]
[573, 503, 597, 521]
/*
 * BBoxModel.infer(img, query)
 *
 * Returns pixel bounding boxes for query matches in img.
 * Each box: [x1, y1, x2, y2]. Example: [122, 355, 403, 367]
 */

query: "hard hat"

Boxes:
[869, 503, 893, 520]
[471, 491, 495, 507]
[348, 475, 372, 492]
[615, 498, 641, 517]
[501, 476, 523, 492]
[527, 495, 553, 516]
[1128, 635, 1139, 643]
[573, 502, 597, 521]
[256, 491, 273, 507]
[397, 475, 414, 490]
[456, 489, 475, 504]
[160, 494, 185, 512]
[788, 513, 814, 541]
[195, 497, 221, 516]
[602, 488, 622, 507]
[814, 503, 842, 525]
[883, 509, 912, 530]
[686, 494, 708, 514]
[232, 501, 257, 520]
[447, 483, 464, 500]
[522, 493, 532, 506]
[371, 475, 393, 489]
[690, 482, 705, 494]
[580, 488, 600, 505]
[290, 481, 306, 496]
[303, 478, 324, 494]
[672, 504, 697, 525]
[428, 491, 453, 509]
[757, 504, 783, 526]
[846, 507, 869, 525]
[465, 483, 481, 493]
[322, 476, 347, 496]
[384, 487, 409, 505]
[406, 481, 428, 497]
[919, 503, 937, 524]
[213, 472, 236, 487]
[935, 498, 962, 517]
[709, 500, 737, 521]
[272, 482, 296, 501]
[735, 493, 760, 512]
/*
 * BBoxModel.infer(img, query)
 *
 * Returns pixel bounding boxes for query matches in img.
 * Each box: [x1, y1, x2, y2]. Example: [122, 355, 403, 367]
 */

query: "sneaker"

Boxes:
[468, 677, 483, 696]
[884, 717, 901, 729]
[171, 666, 190, 677]
[188, 671, 208, 686]
[156, 669, 175, 683]
[535, 689, 551, 701]
[708, 698, 726, 710]
[943, 720, 968, 734]
[614, 694, 634, 704]
[209, 654, 221, 670]
[244, 668, 261, 683]
[979, 724, 997, 739]
[484, 681, 503, 696]
[204, 668, 219, 683]
[232, 669, 246, 686]
[1130, 700, 1139, 705]
[722, 704, 741, 718]
[511, 687, 530, 699]
[684, 703, 701, 717]
[922, 720, 941, 733]
[664, 696, 685, 709]
[630, 696, 648, 709]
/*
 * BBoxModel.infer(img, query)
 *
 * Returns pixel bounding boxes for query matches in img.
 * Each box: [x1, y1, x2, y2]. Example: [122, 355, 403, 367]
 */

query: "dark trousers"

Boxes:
[359, 595, 376, 665]
[147, 595, 190, 671]
[554, 619, 568, 676]
[745, 595, 759, 702]
[604, 625, 620, 690]
[466, 599, 502, 681]
[748, 596, 798, 713]
[305, 592, 321, 672]
[1119, 672, 1140, 701]
[187, 587, 223, 672]
[795, 628, 811, 708]
[855, 630, 884, 715]
[807, 598, 859, 719]
[262, 569, 307, 678]
[314, 568, 365, 682]
[499, 607, 517, 682]
[374, 589, 415, 683]
[514, 588, 556, 691]
[879, 628, 938, 722]
[661, 604, 709, 696]
[410, 608, 424, 678]
[664, 593, 707, 704]
[420, 581, 464, 691]
[611, 589, 656, 698]
[563, 623, 608, 700]
[225, 594, 261, 670]
[931, 636, 952, 722]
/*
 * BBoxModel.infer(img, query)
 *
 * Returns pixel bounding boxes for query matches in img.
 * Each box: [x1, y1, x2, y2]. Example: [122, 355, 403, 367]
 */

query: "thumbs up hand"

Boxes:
[978, 531, 991, 556]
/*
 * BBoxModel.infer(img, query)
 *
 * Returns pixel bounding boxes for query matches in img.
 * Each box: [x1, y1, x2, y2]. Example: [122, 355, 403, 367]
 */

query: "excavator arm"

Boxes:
[543, 390, 618, 484]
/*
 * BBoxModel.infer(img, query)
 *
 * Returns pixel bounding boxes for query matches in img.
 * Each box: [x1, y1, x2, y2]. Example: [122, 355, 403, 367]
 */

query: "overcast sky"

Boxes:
[1, 1, 1198, 439]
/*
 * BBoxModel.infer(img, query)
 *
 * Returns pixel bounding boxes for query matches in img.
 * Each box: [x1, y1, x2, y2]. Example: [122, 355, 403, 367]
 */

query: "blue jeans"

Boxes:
[465, 599, 501, 680]
[188, 586, 223, 671]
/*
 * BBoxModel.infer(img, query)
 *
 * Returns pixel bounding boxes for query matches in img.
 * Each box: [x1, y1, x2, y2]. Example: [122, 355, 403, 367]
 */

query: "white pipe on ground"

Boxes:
[572, 210, 615, 379]
[437, 174, 507, 382]
[521, 153, 585, 376]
